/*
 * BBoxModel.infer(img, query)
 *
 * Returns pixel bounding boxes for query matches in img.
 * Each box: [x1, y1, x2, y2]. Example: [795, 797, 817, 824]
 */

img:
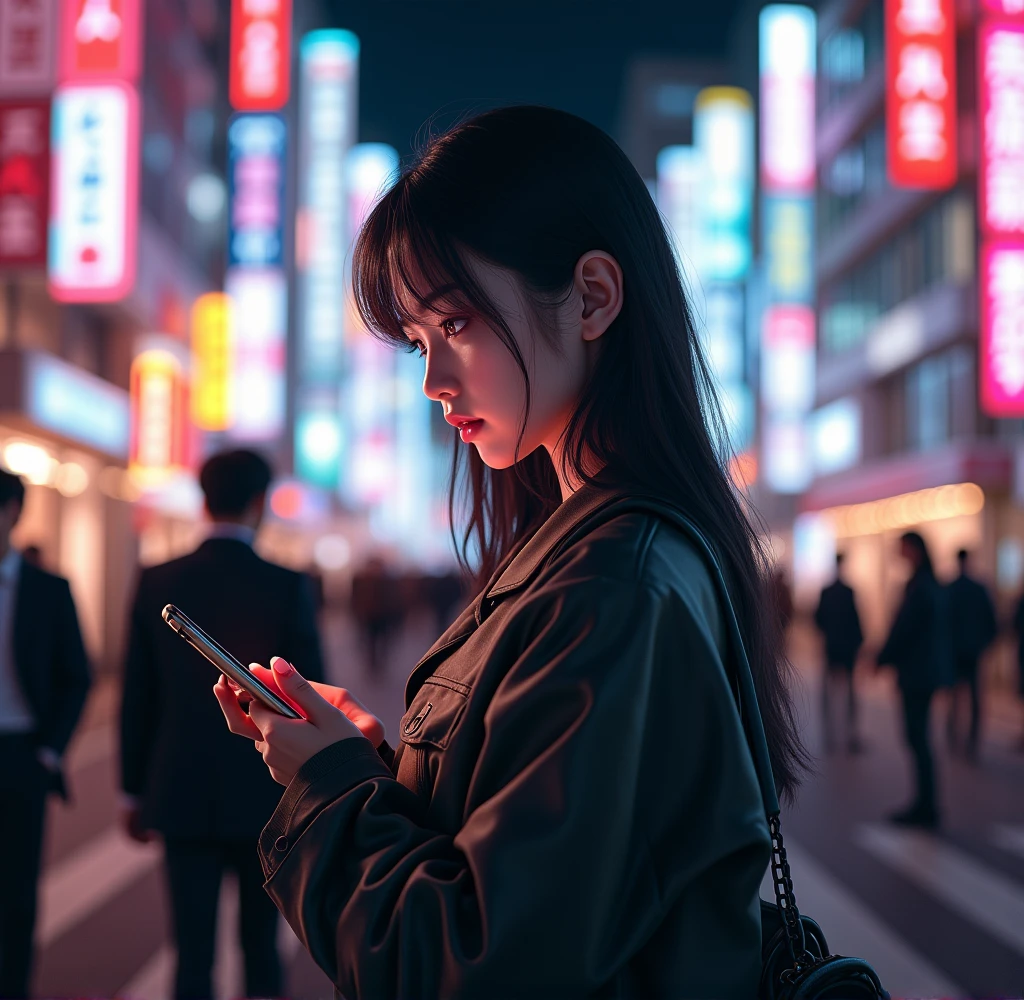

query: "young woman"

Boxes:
[215, 105, 808, 999]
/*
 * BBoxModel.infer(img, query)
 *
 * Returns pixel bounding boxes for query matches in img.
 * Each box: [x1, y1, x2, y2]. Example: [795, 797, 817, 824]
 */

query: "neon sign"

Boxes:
[0, 100, 49, 266]
[885, 0, 958, 189]
[59, 0, 141, 82]
[190, 293, 234, 432]
[48, 80, 139, 302]
[229, 0, 291, 112]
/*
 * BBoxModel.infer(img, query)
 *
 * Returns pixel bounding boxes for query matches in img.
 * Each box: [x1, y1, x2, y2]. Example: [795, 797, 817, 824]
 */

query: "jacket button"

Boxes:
[274, 836, 289, 852]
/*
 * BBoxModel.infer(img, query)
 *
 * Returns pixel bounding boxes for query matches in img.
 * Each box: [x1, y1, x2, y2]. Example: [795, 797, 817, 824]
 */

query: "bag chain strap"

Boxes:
[769, 813, 816, 976]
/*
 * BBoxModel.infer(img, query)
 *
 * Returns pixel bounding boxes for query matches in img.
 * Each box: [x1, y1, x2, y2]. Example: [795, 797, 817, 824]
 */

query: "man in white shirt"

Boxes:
[0, 469, 91, 999]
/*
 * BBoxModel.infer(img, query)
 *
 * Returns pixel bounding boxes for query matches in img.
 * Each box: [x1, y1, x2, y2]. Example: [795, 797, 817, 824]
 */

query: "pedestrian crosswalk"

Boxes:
[30, 624, 1024, 1000]
[761, 838, 963, 997]
[856, 822, 1024, 961]
[38, 827, 160, 947]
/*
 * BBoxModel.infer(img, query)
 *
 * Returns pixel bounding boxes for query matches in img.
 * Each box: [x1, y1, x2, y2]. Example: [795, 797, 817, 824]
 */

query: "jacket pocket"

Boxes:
[399, 677, 469, 751]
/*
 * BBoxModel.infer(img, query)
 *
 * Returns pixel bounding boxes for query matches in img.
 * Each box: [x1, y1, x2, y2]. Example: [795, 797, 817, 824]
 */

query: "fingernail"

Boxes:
[271, 656, 292, 675]
[249, 663, 261, 672]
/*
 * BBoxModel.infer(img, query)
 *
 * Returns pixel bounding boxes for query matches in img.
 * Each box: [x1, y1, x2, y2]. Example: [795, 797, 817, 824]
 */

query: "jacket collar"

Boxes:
[483, 482, 633, 601]
[403, 483, 633, 707]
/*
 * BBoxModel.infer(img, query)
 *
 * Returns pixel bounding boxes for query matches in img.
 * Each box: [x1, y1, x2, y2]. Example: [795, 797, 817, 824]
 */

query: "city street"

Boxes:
[31, 614, 1024, 1000]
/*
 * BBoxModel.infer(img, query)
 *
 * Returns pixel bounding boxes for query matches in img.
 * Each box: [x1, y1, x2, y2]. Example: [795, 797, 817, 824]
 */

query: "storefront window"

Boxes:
[820, 123, 887, 243]
[819, 0, 883, 113]
[820, 193, 975, 355]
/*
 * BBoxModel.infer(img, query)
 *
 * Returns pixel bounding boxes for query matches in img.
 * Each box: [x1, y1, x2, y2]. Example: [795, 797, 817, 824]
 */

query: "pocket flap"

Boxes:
[399, 679, 468, 750]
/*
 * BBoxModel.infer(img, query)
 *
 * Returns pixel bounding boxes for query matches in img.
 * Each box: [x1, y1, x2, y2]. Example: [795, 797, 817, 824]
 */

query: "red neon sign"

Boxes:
[0, 100, 50, 267]
[229, 0, 291, 111]
[884, 0, 958, 189]
[59, 0, 141, 82]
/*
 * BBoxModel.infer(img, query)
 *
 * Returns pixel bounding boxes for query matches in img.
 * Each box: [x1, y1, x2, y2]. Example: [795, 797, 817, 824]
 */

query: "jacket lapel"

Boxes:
[403, 484, 632, 707]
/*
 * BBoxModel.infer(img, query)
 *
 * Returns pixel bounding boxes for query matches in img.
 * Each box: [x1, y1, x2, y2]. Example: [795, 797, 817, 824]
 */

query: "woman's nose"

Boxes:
[422, 353, 460, 402]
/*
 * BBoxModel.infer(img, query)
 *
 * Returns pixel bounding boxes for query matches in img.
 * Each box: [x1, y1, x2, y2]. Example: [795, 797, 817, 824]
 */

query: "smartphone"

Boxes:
[161, 604, 302, 719]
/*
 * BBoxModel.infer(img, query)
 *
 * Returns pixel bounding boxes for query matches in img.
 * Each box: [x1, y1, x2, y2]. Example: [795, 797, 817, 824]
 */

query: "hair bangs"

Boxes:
[353, 178, 494, 351]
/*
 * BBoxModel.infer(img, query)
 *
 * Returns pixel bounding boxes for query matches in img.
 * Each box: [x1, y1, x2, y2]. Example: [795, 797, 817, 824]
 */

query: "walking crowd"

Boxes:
[812, 533, 1020, 833]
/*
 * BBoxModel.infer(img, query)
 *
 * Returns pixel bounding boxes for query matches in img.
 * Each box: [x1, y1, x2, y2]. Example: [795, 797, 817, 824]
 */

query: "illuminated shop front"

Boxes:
[0, 348, 138, 673]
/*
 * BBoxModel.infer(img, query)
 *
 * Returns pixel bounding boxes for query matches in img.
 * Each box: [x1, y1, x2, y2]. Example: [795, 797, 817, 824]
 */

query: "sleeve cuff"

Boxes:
[259, 736, 393, 880]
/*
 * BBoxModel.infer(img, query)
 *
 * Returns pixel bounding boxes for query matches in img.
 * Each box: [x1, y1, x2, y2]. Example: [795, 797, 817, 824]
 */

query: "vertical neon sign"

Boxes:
[294, 30, 359, 488]
[978, 7, 1024, 415]
[885, 0, 958, 189]
[759, 4, 816, 493]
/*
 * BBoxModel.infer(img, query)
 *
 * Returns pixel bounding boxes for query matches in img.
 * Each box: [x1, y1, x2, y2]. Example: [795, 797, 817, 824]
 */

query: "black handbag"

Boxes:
[583, 499, 892, 1000]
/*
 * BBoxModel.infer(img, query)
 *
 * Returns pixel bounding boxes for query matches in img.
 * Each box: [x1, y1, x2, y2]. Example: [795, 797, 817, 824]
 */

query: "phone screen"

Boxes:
[161, 604, 303, 719]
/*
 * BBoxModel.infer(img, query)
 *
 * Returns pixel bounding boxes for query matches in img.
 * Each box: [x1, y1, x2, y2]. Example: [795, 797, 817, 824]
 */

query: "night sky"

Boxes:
[326, 0, 743, 159]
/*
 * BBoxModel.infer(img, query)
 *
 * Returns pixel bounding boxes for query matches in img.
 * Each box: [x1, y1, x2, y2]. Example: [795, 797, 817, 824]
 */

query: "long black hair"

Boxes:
[900, 531, 935, 577]
[352, 105, 808, 800]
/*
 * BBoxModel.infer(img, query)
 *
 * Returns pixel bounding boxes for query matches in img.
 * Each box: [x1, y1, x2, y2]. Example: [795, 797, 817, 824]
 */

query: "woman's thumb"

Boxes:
[270, 657, 329, 722]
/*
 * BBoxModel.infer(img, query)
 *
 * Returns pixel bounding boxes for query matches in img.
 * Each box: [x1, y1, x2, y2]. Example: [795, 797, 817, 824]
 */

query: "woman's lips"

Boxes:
[457, 419, 484, 443]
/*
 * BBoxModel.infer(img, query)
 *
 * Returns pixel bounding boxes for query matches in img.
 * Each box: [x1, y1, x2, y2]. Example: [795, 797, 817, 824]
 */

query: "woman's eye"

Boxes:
[410, 340, 427, 358]
[442, 317, 467, 339]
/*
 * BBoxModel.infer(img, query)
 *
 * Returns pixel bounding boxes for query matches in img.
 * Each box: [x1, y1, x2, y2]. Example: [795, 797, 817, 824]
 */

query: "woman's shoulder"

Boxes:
[541, 508, 720, 621]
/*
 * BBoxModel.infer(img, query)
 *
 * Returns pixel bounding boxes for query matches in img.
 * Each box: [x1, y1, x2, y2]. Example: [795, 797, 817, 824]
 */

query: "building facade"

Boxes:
[800, 0, 1019, 673]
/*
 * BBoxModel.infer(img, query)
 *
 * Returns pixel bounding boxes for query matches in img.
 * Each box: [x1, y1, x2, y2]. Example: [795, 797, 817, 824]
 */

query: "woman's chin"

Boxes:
[471, 444, 517, 470]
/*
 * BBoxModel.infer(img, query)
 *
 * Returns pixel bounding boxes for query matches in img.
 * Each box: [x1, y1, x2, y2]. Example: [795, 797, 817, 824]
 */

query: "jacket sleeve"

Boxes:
[257, 577, 764, 999]
[282, 572, 325, 683]
[42, 578, 92, 756]
[120, 574, 160, 798]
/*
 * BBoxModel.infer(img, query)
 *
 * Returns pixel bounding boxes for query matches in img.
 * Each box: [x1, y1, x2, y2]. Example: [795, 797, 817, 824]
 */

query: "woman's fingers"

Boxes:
[213, 675, 264, 741]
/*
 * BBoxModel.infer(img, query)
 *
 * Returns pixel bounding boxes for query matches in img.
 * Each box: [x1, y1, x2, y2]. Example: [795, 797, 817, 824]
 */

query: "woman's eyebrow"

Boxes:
[402, 283, 461, 325]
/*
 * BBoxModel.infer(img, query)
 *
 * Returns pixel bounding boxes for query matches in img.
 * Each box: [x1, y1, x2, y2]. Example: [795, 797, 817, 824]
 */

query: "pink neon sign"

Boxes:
[980, 242, 1024, 416]
[978, 22, 1024, 239]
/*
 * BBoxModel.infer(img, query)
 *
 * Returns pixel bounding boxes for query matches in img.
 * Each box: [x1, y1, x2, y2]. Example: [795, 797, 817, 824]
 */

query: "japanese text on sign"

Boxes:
[885, 0, 958, 189]
[229, 0, 291, 111]
[979, 24, 1024, 237]
[981, 243, 1024, 415]
[0, 100, 49, 265]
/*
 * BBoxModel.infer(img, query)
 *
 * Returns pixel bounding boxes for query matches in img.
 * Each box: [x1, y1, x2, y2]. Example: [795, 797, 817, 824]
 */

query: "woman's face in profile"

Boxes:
[400, 258, 592, 470]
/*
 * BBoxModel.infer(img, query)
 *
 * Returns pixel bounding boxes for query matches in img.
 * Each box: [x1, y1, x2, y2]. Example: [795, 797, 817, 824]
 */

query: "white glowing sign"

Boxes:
[297, 30, 358, 383]
[656, 145, 701, 287]
[224, 267, 286, 441]
[342, 143, 401, 504]
[48, 80, 138, 302]
[759, 5, 816, 192]
[759, 5, 818, 494]
[811, 397, 861, 475]
[693, 88, 754, 283]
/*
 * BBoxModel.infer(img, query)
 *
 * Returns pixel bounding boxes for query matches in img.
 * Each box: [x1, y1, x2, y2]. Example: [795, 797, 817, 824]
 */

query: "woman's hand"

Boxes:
[246, 663, 387, 747]
[213, 657, 371, 786]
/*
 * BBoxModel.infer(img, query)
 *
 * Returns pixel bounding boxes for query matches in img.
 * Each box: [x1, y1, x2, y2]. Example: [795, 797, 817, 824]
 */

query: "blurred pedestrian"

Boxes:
[426, 567, 465, 634]
[945, 548, 997, 760]
[877, 531, 952, 829]
[0, 470, 91, 999]
[350, 555, 399, 677]
[814, 552, 864, 754]
[770, 566, 794, 630]
[1012, 591, 1024, 752]
[119, 449, 325, 1000]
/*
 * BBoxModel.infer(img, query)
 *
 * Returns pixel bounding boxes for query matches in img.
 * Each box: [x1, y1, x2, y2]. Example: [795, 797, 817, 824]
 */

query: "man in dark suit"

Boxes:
[119, 450, 325, 1000]
[0, 469, 91, 999]
[946, 548, 997, 760]
[814, 552, 864, 754]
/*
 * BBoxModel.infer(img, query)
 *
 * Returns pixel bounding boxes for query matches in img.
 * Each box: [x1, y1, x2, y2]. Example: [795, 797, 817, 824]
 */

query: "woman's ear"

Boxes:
[575, 251, 623, 343]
